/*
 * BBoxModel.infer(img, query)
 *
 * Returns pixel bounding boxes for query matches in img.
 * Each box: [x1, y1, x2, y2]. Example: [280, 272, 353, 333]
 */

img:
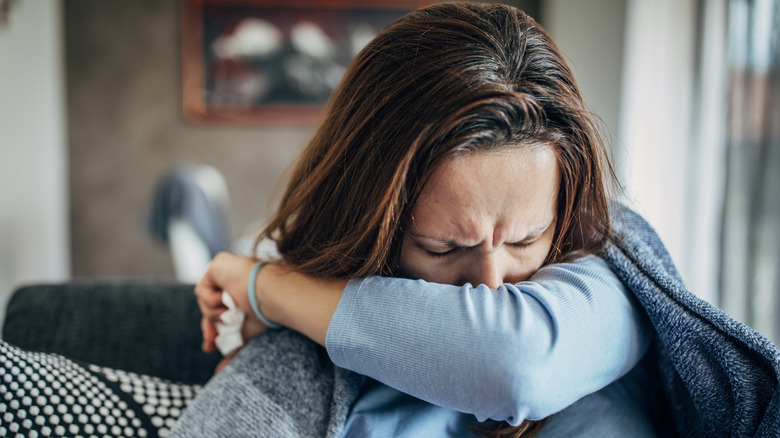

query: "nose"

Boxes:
[467, 251, 506, 289]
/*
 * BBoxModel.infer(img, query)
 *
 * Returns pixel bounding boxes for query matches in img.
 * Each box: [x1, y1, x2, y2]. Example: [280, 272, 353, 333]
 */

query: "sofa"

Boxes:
[2, 280, 221, 386]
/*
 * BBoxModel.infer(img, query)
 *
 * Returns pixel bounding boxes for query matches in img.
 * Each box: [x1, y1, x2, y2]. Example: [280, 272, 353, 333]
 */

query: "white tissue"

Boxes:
[215, 292, 245, 356]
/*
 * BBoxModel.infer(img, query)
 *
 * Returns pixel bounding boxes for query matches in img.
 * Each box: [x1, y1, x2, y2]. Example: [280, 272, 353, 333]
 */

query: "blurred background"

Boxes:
[0, 0, 777, 343]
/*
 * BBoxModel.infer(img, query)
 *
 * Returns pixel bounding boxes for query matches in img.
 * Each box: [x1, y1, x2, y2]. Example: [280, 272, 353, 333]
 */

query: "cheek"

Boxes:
[398, 238, 423, 279]
[507, 233, 556, 282]
[502, 249, 551, 284]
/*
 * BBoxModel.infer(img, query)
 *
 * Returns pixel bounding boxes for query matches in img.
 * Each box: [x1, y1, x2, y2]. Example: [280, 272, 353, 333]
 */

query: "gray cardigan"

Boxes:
[170, 205, 780, 437]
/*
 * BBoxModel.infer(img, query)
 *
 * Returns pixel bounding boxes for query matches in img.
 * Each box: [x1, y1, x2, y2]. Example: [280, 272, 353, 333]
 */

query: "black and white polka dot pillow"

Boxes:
[0, 340, 200, 438]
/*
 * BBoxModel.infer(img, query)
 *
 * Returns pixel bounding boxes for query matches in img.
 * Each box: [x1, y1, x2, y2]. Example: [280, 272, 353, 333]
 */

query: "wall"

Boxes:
[66, 0, 311, 278]
[65, 0, 539, 279]
[619, 0, 725, 304]
[0, 0, 70, 327]
[541, 0, 627, 150]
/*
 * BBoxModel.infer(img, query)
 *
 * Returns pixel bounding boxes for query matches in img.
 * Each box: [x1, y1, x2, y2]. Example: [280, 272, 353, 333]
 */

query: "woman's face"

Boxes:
[400, 146, 559, 287]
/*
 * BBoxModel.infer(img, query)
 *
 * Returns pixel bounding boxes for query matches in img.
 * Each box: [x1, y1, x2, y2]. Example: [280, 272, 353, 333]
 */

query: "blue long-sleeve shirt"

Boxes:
[326, 255, 654, 435]
[172, 205, 780, 438]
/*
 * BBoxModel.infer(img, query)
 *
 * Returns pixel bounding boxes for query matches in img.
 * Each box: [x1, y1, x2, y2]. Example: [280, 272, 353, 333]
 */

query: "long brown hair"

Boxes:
[260, 3, 618, 436]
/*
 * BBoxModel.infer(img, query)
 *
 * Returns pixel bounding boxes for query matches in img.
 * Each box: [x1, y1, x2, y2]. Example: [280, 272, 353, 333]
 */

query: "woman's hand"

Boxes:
[195, 252, 269, 356]
[196, 249, 347, 372]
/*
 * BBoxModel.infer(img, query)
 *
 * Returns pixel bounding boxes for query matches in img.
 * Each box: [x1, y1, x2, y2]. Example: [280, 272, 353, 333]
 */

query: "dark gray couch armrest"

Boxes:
[2, 280, 220, 385]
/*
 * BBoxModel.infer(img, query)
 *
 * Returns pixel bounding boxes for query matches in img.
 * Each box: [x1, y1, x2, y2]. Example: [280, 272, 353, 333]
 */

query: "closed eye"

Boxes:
[425, 246, 466, 258]
[426, 240, 532, 257]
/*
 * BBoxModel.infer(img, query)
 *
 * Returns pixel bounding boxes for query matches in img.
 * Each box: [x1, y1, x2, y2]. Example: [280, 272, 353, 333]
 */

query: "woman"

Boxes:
[182, 3, 655, 437]
[1, 3, 776, 438]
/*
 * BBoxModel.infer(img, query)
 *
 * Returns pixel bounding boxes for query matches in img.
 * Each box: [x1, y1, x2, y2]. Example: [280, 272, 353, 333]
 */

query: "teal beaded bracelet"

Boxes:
[248, 261, 282, 329]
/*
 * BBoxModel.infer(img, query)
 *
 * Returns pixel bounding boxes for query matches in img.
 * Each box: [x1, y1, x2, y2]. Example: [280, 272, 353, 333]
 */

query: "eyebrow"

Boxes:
[409, 218, 555, 246]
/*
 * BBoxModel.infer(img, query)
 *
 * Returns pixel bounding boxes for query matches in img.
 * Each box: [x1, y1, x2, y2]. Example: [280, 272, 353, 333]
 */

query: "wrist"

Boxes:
[249, 261, 282, 329]
[254, 263, 346, 347]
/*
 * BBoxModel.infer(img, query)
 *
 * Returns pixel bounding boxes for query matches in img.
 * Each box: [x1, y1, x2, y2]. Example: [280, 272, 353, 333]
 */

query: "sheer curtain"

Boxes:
[619, 0, 727, 305]
[619, 0, 780, 345]
[720, 0, 780, 344]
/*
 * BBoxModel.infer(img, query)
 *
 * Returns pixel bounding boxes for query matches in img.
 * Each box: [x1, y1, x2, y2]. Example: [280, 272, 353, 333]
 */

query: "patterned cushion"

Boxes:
[0, 340, 199, 438]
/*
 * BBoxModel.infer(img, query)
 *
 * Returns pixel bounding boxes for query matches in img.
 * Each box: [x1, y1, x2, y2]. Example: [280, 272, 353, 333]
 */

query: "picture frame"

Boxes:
[181, 0, 430, 125]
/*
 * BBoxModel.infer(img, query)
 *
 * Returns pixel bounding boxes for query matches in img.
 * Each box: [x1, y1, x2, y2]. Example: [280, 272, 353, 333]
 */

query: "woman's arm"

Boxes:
[197, 253, 651, 425]
[325, 255, 651, 424]
[196, 253, 344, 352]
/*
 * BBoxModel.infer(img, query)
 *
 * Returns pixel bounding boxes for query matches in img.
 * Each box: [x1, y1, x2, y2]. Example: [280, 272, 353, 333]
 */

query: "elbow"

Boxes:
[467, 287, 569, 423]
[477, 336, 564, 423]
[508, 361, 568, 421]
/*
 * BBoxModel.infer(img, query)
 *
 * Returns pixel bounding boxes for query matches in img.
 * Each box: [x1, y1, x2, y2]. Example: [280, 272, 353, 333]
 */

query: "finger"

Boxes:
[197, 251, 238, 292]
[198, 301, 227, 324]
[194, 283, 224, 307]
[201, 317, 217, 353]
[195, 285, 228, 320]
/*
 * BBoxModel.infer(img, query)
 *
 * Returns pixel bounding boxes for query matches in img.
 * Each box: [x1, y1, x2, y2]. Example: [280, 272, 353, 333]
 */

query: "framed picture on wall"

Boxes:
[181, 0, 430, 125]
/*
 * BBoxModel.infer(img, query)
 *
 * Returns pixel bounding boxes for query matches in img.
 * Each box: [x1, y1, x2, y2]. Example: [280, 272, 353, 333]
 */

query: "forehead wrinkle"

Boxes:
[410, 147, 558, 250]
[456, 214, 487, 244]
[491, 225, 509, 248]
[409, 214, 485, 247]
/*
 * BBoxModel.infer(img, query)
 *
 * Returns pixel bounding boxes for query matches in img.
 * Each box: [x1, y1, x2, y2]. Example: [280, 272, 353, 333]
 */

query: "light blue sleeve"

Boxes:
[325, 255, 652, 425]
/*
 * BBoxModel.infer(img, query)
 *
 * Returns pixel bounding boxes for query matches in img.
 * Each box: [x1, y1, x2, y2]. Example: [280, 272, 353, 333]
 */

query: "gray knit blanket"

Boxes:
[171, 205, 780, 437]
